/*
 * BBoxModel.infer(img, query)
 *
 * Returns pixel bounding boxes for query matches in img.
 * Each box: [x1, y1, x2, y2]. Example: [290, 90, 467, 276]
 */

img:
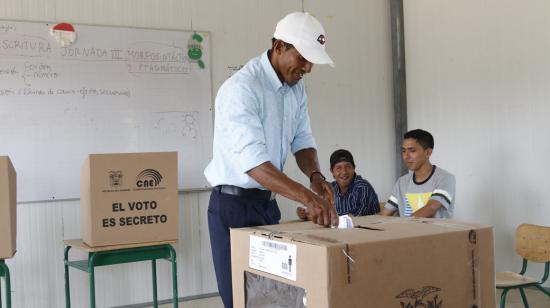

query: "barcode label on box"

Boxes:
[249, 235, 297, 281]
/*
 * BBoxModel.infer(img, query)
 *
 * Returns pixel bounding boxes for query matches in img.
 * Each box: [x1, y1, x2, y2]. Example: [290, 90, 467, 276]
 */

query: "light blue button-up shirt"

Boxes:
[204, 51, 317, 189]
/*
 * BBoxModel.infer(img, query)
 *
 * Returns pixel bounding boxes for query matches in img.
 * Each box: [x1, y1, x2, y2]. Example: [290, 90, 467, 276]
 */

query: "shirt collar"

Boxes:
[260, 50, 286, 92]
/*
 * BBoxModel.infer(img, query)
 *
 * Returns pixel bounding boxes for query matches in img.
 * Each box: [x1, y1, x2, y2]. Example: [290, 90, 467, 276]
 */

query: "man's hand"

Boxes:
[246, 160, 338, 227]
[310, 172, 335, 206]
[308, 173, 337, 226]
[304, 192, 338, 227]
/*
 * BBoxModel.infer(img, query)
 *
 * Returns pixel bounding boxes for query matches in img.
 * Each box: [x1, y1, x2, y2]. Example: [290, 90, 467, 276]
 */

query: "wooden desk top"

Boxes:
[63, 239, 177, 252]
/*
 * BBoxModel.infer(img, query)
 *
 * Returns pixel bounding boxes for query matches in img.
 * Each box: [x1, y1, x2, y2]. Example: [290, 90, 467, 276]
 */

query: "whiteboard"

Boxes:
[0, 20, 213, 202]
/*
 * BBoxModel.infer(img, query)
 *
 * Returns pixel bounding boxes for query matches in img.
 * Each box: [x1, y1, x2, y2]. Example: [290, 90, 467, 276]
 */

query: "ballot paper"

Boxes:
[338, 214, 354, 229]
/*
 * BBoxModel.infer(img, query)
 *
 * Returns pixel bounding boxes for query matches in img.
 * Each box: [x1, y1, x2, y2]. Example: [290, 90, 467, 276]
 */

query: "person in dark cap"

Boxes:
[297, 149, 380, 219]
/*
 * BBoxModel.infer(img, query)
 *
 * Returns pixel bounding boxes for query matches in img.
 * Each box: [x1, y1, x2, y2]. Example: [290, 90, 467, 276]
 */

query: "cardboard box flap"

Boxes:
[244, 224, 386, 247]
[246, 226, 347, 248]
[352, 216, 493, 236]
[234, 217, 494, 253]
[240, 223, 404, 247]
[351, 215, 492, 230]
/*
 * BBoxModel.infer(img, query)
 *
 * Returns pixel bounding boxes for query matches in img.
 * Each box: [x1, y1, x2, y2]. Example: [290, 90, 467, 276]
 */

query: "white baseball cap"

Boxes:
[274, 12, 335, 67]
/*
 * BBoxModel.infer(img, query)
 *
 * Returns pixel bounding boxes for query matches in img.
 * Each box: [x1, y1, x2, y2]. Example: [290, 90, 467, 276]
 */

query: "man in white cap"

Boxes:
[204, 11, 336, 307]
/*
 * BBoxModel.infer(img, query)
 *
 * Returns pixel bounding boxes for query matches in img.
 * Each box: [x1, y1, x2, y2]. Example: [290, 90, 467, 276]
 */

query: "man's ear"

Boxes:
[426, 148, 433, 158]
[272, 39, 285, 54]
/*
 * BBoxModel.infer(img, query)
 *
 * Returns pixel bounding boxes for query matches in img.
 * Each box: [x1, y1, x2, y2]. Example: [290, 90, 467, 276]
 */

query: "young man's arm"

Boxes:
[412, 200, 442, 217]
[379, 207, 396, 216]
[379, 183, 400, 216]
[414, 174, 456, 218]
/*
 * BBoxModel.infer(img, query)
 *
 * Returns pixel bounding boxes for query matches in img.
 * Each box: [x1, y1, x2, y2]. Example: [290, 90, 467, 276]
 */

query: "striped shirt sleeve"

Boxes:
[354, 181, 380, 216]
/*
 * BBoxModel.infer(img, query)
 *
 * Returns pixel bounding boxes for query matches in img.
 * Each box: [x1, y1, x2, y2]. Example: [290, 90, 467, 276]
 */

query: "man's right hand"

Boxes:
[246, 161, 338, 227]
[305, 192, 338, 227]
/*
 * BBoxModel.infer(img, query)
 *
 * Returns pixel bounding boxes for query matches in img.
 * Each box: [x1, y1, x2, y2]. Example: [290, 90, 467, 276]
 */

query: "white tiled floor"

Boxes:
[151, 288, 550, 308]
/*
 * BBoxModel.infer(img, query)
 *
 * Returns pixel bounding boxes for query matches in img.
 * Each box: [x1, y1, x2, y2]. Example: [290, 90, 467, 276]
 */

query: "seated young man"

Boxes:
[298, 149, 380, 219]
[380, 129, 455, 218]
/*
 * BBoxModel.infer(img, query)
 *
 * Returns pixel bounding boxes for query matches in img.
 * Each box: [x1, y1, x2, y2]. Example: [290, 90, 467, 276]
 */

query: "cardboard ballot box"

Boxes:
[0, 156, 17, 259]
[231, 216, 495, 308]
[80, 152, 178, 247]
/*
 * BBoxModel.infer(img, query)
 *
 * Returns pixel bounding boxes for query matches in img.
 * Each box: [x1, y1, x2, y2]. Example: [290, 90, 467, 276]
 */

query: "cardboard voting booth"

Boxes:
[80, 152, 178, 247]
[0, 156, 16, 259]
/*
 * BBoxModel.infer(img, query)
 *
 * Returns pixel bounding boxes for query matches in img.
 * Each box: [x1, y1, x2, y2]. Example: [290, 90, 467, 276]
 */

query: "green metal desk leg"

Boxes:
[152, 259, 158, 308]
[0, 260, 11, 308]
[169, 246, 178, 308]
[4, 265, 10, 308]
[89, 253, 97, 308]
[0, 260, 12, 308]
[64, 246, 72, 308]
[0, 273, 2, 308]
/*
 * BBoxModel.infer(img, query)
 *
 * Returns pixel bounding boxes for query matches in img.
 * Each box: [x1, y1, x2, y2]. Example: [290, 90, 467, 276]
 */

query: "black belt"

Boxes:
[214, 185, 274, 200]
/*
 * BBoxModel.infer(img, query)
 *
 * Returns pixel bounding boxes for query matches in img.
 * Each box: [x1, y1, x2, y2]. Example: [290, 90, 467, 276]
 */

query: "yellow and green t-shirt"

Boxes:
[386, 166, 455, 218]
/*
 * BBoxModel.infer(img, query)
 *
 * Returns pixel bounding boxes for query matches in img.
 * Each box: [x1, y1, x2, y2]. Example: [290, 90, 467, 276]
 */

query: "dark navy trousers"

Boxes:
[207, 188, 281, 308]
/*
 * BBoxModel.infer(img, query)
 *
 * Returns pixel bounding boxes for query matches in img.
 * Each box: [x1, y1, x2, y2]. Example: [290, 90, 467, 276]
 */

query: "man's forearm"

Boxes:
[248, 160, 338, 227]
[294, 148, 322, 179]
[247, 161, 313, 205]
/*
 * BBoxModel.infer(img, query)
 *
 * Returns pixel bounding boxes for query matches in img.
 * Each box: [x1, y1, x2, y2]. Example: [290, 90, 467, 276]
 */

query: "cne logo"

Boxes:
[136, 169, 163, 188]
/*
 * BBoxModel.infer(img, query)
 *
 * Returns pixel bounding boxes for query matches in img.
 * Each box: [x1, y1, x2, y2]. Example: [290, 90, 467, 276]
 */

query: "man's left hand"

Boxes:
[310, 175, 334, 206]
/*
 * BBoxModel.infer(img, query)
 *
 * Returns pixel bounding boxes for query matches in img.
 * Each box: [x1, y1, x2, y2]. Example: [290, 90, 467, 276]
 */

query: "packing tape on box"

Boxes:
[468, 229, 481, 308]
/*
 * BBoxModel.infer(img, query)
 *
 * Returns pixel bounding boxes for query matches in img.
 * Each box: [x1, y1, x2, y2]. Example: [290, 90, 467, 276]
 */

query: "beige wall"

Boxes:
[404, 0, 550, 287]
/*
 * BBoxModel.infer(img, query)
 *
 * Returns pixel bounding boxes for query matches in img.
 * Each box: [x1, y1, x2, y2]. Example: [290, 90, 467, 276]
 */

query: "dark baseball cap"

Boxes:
[330, 149, 355, 170]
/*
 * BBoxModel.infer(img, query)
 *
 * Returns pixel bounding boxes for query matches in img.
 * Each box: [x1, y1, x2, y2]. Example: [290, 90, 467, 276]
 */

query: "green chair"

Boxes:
[64, 239, 178, 308]
[496, 223, 550, 308]
[0, 259, 11, 308]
